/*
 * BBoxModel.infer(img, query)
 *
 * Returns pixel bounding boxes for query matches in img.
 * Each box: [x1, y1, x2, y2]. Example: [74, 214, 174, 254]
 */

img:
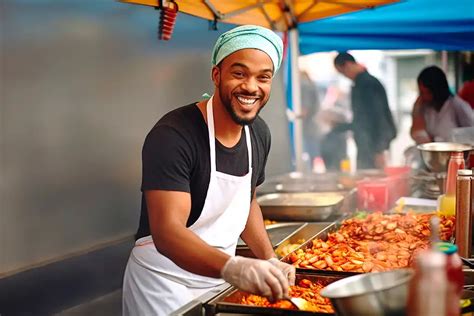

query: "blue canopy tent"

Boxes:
[285, 0, 474, 169]
[298, 0, 474, 54]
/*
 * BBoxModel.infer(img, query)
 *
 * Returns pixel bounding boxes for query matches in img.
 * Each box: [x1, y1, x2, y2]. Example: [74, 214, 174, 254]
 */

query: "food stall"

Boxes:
[171, 142, 474, 315]
[117, 5, 474, 313]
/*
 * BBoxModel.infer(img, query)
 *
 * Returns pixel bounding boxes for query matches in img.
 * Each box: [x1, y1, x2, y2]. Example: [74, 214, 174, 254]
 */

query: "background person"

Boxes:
[122, 25, 295, 315]
[333, 52, 397, 169]
[410, 65, 473, 144]
[300, 70, 321, 161]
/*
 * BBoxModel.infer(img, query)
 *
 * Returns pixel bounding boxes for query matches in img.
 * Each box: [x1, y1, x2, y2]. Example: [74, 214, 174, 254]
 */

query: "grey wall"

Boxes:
[1, 0, 291, 276]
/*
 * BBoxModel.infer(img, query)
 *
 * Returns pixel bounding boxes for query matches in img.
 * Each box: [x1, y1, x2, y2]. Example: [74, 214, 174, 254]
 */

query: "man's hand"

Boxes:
[267, 258, 296, 286]
[221, 256, 290, 302]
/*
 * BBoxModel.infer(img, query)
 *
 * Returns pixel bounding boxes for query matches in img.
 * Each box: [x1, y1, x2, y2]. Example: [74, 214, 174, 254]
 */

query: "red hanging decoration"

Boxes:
[159, 1, 178, 41]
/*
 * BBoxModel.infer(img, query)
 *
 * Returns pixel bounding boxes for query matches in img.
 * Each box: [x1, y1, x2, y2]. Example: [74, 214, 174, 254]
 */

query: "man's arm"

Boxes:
[240, 191, 276, 260]
[147, 189, 294, 300]
[147, 190, 230, 277]
[239, 191, 296, 287]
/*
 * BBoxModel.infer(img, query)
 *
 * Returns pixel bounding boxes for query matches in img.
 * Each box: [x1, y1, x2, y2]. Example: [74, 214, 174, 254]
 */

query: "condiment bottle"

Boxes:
[407, 250, 448, 316]
[434, 242, 463, 316]
[340, 158, 351, 173]
[455, 169, 473, 257]
[439, 152, 465, 216]
[408, 217, 448, 316]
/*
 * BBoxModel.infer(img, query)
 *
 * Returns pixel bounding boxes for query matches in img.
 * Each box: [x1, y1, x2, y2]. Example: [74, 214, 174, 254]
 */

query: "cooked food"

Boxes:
[288, 212, 455, 272]
[275, 239, 306, 258]
[240, 278, 334, 313]
[263, 219, 278, 226]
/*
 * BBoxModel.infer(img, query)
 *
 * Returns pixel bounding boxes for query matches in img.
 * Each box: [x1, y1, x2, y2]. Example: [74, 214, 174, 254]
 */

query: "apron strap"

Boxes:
[206, 97, 252, 173]
[206, 97, 217, 173]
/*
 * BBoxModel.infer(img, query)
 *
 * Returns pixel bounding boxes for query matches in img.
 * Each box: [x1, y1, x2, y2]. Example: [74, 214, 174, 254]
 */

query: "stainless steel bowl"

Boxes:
[320, 269, 414, 316]
[417, 142, 472, 172]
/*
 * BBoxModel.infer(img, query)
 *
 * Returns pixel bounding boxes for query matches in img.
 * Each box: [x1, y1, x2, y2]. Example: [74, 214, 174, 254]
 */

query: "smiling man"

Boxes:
[122, 25, 295, 315]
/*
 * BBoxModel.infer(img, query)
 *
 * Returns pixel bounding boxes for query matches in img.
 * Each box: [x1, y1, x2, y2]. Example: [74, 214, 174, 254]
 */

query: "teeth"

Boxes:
[237, 96, 257, 105]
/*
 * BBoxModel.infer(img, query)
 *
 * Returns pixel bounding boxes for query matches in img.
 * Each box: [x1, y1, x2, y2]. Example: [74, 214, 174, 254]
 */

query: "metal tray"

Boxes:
[281, 211, 445, 275]
[273, 223, 334, 259]
[236, 223, 307, 258]
[257, 192, 344, 222]
[257, 171, 385, 196]
[280, 222, 360, 276]
[204, 272, 344, 315]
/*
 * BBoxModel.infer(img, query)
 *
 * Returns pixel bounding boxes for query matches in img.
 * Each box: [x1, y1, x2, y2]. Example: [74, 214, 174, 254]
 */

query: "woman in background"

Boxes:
[410, 65, 473, 144]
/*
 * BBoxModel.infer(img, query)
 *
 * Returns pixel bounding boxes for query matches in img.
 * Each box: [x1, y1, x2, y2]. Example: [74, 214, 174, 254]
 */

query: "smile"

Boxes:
[236, 96, 259, 106]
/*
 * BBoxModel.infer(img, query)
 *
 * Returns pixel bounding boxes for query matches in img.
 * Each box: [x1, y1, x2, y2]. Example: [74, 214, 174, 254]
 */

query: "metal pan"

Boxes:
[257, 192, 344, 222]
[280, 222, 360, 277]
[204, 272, 344, 315]
[236, 223, 307, 258]
[274, 222, 334, 259]
[257, 171, 385, 196]
[281, 211, 447, 275]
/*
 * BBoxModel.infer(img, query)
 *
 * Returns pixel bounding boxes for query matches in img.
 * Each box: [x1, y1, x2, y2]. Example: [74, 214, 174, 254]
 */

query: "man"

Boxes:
[122, 25, 295, 315]
[333, 52, 396, 169]
[300, 70, 321, 161]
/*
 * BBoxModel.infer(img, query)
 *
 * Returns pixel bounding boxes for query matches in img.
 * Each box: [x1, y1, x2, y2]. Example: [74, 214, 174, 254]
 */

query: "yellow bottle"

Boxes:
[438, 194, 456, 216]
[438, 152, 465, 216]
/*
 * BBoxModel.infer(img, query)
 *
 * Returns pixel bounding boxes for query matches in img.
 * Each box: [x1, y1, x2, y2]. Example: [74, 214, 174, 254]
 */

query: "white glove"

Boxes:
[221, 256, 289, 302]
[267, 257, 296, 286]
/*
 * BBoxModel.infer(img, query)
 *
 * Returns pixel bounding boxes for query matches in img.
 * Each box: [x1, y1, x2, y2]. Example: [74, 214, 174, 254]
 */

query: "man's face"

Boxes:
[213, 49, 274, 125]
[418, 82, 433, 104]
[335, 64, 351, 80]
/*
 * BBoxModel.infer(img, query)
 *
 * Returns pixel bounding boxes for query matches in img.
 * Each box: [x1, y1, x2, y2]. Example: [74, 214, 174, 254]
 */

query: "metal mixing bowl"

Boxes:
[320, 269, 414, 316]
[416, 142, 472, 173]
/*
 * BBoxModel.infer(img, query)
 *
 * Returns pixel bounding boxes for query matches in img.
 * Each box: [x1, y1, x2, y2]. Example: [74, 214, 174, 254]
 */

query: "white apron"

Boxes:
[123, 97, 253, 315]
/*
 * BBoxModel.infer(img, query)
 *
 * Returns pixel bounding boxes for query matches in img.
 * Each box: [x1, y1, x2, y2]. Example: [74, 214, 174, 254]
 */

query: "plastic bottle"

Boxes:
[339, 158, 351, 173]
[408, 217, 449, 316]
[434, 242, 463, 316]
[439, 152, 465, 216]
[407, 250, 448, 316]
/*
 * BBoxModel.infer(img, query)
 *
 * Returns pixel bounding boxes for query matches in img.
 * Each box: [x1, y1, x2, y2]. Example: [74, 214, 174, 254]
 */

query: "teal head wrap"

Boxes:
[211, 25, 283, 75]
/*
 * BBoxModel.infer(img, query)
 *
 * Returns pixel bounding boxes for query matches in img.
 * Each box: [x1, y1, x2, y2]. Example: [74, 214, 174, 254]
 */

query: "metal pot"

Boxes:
[417, 142, 472, 173]
[320, 269, 414, 316]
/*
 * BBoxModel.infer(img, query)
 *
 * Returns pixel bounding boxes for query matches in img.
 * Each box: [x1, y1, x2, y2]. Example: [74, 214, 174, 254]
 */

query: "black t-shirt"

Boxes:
[136, 103, 271, 240]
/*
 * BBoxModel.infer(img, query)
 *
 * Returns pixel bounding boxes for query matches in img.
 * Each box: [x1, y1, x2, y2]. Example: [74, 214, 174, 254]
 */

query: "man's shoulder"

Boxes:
[357, 71, 380, 84]
[158, 103, 201, 125]
[145, 103, 204, 143]
[149, 103, 202, 132]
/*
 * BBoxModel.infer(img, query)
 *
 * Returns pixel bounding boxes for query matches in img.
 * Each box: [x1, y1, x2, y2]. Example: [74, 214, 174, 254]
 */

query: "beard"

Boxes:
[219, 83, 266, 126]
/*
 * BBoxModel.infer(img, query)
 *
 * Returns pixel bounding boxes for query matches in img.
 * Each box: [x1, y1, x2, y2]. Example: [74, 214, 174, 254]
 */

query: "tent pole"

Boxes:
[289, 28, 304, 172]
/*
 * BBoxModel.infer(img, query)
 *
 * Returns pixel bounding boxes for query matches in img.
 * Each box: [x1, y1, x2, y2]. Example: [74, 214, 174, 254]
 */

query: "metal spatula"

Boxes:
[289, 297, 315, 311]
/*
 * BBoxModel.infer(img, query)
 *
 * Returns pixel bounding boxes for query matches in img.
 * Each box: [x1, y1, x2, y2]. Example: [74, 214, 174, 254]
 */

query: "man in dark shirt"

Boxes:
[122, 25, 295, 315]
[333, 52, 397, 169]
